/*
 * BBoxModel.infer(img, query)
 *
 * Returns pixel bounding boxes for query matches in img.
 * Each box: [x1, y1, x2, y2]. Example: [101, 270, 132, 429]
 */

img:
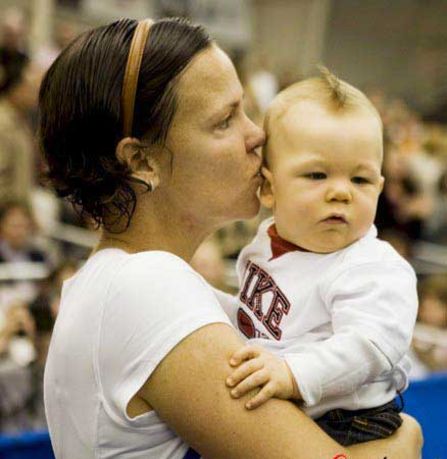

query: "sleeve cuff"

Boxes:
[284, 353, 322, 407]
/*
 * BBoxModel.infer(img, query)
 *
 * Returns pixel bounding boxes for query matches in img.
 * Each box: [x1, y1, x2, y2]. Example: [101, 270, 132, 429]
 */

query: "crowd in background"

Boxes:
[0, 6, 447, 434]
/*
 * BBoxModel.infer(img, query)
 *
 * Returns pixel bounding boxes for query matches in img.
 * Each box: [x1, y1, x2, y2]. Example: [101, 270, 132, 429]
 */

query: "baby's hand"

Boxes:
[226, 345, 300, 409]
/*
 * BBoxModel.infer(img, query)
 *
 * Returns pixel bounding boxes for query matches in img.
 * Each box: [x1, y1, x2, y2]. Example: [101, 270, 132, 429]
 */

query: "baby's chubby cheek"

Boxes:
[353, 217, 374, 237]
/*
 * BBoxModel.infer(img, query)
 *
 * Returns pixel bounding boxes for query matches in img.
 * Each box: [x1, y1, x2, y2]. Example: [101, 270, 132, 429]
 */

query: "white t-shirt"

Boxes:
[222, 218, 418, 418]
[44, 249, 231, 459]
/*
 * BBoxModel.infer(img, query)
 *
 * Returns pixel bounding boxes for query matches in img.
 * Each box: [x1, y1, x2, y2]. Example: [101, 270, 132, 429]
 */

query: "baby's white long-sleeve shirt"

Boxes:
[227, 218, 417, 418]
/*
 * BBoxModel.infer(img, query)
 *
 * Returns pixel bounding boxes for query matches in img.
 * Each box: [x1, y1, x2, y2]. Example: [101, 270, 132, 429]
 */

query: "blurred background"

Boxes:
[0, 0, 446, 457]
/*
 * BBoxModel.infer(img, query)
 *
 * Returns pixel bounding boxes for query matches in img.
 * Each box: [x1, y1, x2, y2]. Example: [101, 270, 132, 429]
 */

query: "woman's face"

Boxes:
[163, 45, 265, 230]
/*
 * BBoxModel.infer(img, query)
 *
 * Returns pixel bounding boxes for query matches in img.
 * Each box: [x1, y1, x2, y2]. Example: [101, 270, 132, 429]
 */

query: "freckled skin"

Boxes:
[164, 45, 265, 231]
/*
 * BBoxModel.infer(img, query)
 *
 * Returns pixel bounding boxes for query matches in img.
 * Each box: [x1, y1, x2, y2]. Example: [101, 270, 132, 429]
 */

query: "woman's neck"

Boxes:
[94, 204, 211, 263]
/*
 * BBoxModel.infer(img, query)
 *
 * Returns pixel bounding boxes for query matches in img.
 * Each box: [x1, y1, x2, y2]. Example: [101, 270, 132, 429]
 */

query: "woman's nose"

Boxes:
[245, 116, 265, 153]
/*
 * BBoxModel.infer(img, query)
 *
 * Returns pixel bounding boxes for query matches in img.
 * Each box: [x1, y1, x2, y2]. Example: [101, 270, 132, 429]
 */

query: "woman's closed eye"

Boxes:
[304, 172, 327, 180]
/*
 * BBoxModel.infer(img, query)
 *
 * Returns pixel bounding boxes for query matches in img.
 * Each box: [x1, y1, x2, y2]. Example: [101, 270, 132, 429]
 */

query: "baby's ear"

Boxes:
[379, 175, 385, 193]
[260, 167, 275, 209]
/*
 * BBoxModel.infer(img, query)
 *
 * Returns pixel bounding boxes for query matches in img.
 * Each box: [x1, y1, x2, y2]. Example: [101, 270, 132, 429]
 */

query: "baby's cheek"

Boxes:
[353, 212, 375, 238]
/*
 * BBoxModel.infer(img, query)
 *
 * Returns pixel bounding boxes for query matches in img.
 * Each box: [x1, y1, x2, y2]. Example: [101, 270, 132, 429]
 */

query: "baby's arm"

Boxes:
[285, 262, 418, 407]
[227, 261, 418, 409]
[213, 287, 296, 408]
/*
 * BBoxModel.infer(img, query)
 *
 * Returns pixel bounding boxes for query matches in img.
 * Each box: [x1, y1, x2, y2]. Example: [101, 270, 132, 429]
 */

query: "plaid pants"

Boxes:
[315, 399, 403, 446]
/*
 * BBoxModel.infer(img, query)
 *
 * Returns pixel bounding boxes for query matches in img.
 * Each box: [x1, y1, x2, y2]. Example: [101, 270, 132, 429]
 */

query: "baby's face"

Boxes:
[263, 102, 384, 253]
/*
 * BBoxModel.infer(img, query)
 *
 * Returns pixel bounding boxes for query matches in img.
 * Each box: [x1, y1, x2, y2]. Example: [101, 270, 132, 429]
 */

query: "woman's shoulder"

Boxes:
[114, 250, 200, 285]
[87, 248, 193, 274]
[102, 249, 211, 301]
[130, 250, 192, 270]
[67, 249, 201, 301]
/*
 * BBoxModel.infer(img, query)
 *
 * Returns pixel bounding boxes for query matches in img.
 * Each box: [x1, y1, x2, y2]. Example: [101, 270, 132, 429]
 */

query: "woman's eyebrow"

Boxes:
[208, 97, 242, 122]
[222, 94, 245, 112]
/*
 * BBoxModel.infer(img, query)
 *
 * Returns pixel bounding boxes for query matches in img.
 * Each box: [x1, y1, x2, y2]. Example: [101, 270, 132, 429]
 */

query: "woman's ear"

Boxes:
[116, 138, 161, 191]
[260, 166, 275, 209]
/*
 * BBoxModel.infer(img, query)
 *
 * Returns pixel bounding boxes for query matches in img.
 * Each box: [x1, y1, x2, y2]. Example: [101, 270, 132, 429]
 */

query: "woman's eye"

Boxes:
[352, 176, 370, 184]
[217, 114, 232, 130]
[304, 172, 327, 180]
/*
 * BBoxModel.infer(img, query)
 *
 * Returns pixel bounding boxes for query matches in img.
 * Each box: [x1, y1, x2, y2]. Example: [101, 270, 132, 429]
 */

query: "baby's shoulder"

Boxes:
[333, 234, 414, 278]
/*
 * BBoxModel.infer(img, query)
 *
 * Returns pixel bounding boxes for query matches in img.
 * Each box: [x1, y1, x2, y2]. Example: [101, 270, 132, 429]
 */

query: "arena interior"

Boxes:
[0, 0, 446, 457]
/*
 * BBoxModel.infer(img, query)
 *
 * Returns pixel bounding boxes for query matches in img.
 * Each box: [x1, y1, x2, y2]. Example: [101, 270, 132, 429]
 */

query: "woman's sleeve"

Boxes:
[211, 287, 239, 324]
[97, 253, 232, 425]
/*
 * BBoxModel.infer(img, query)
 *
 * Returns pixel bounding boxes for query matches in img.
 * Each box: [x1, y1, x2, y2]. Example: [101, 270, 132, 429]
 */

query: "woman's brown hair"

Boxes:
[38, 17, 211, 231]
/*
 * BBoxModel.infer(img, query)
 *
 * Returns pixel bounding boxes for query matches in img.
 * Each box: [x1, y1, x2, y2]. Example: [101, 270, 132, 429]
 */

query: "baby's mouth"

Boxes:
[322, 214, 348, 224]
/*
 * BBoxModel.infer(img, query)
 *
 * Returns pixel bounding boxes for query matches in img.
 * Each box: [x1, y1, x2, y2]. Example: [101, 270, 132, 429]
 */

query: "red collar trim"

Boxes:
[267, 224, 310, 260]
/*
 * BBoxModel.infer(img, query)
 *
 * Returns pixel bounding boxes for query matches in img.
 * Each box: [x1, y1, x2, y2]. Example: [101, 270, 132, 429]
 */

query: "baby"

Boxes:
[223, 69, 418, 445]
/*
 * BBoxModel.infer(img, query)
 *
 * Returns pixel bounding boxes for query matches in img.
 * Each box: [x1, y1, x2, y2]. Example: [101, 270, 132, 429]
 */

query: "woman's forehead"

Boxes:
[175, 46, 243, 120]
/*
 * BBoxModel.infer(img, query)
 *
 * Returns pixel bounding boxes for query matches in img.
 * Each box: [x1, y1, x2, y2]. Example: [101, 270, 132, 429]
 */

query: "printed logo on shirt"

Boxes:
[238, 261, 291, 340]
[237, 308, 270, 339]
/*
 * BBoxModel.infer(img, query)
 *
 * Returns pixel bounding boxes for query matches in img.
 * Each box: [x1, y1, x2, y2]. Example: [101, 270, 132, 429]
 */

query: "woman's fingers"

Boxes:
[230, 345, 261, 366]
[226, 358, 264, 387]
[229, 368, 269, 398]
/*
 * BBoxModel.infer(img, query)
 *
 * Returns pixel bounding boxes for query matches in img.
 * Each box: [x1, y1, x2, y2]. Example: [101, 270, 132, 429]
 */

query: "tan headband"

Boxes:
[121, 19, 154, 137]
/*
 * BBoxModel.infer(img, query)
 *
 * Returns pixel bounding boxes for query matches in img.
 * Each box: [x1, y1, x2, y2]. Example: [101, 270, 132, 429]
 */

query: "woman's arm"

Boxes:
[138, 323, 421, 459]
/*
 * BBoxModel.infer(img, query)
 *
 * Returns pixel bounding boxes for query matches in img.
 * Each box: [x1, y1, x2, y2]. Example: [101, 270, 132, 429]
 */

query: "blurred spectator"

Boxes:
[376, 146, 431, 240]
[379, 229, 413, 260]
[412, 274, 447, 373]
[418, 274, 447, 329]
[421, 130, 447, 243]
[423, 168, 447, 244]
[190, 238, 228, 291]
[0, 8, 28, 94]
[0, 57, 42, 203]
[215, 216, 265, 260]
[0, 200, 51, 307]
[0, 301, 35, 432]
[0, 302, 36, 366]
[34, 20, 78, 69]
[372, 92, 447, 248]
[0, 200, 48, 264]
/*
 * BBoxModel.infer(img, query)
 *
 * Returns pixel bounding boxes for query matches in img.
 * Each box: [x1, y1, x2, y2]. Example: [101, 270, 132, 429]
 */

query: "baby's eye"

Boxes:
[352, 176, 370, 184]
[304, 172, 327, 180]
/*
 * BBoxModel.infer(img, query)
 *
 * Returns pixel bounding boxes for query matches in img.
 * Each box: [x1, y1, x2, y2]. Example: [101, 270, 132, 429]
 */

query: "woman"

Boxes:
[39, 18, 421, 458]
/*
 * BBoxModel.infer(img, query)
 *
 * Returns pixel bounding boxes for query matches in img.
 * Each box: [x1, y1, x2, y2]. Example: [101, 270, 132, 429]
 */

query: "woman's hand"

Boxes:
[226, 344, 300, 409]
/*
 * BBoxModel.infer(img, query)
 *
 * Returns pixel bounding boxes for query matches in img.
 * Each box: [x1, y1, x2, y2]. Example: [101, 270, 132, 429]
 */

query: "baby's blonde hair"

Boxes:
[264, 67, 382, 164]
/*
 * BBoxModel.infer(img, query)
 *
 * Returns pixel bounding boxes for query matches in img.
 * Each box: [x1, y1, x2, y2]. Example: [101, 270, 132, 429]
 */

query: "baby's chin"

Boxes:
[296, 234, 359, 254]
